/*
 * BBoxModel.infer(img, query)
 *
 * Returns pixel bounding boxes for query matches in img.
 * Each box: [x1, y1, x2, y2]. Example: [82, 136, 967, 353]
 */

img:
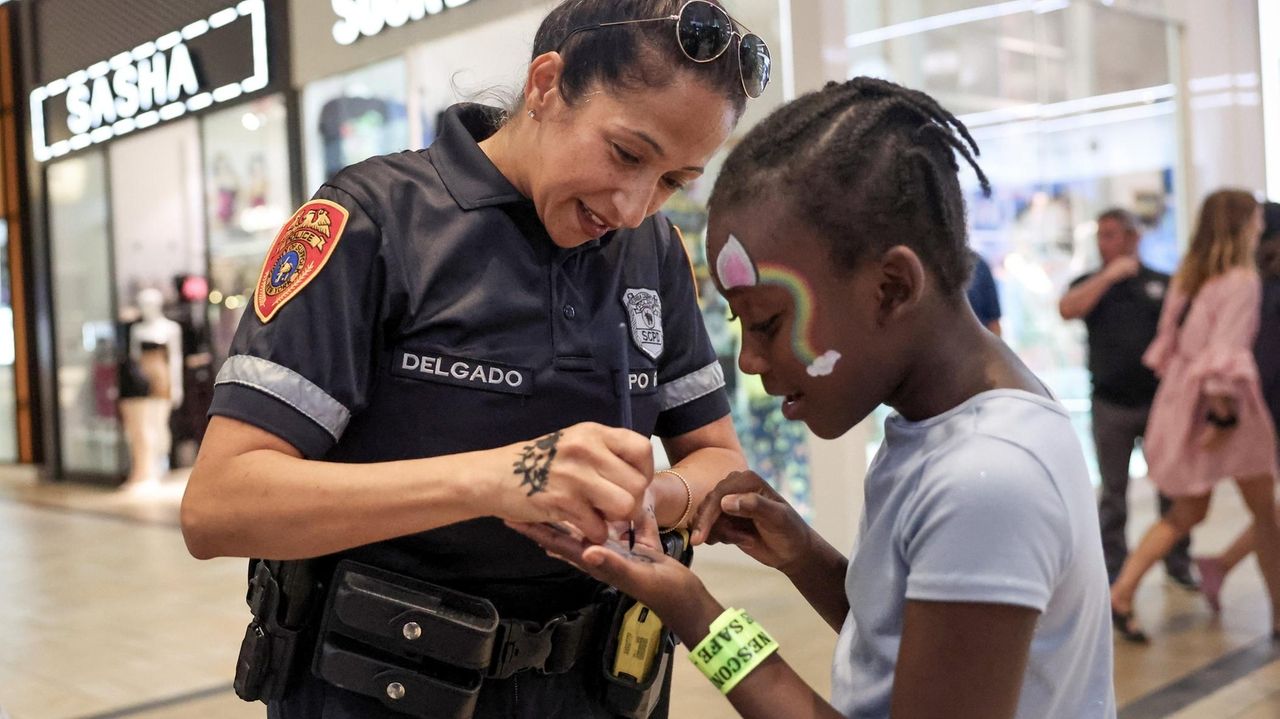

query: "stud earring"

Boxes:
[528, 110, 536, 119]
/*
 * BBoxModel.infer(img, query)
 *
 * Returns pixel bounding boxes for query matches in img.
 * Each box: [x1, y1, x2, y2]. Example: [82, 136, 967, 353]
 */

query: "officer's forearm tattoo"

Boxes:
[514, 431, 561, 496]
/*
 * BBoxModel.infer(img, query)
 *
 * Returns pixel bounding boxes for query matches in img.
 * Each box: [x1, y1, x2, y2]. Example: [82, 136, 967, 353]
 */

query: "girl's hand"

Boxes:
[690, 471, 813, 572]
[505, 521, 700, 618]
[489, 423, 654, 544]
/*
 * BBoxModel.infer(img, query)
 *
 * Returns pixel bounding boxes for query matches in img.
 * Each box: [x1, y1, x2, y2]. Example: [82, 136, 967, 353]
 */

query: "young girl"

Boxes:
[1109, 190, 1280, 642]
[512, 77, 1115, 718]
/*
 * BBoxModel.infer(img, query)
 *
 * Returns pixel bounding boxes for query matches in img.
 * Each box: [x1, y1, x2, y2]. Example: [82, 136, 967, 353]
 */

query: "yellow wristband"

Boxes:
[688, 608, 779, 695]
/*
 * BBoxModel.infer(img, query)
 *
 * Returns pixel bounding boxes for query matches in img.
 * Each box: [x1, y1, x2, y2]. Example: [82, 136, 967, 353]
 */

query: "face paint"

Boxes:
[713, 234, 842, 377]
[716, 234, 759, 290]
[757, 264, 843, 377]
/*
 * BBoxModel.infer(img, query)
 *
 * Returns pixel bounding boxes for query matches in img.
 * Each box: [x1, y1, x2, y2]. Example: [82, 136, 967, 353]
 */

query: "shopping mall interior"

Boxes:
[2, 0, 1280, 717]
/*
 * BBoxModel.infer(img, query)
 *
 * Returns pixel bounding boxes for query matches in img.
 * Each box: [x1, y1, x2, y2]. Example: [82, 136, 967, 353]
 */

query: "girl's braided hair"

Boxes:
[711, 77, 991, 296]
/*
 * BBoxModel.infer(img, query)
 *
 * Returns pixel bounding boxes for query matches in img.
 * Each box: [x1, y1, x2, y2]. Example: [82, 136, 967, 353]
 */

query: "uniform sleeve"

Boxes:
[652, 220, 731, 438]
[207, 185, 387, 458]
[895, 438, 1072, 612]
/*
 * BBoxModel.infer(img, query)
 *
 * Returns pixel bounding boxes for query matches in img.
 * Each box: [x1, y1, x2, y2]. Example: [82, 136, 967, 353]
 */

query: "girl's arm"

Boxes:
[692, 472, 850, 631]
[891, 600, 1039, 719]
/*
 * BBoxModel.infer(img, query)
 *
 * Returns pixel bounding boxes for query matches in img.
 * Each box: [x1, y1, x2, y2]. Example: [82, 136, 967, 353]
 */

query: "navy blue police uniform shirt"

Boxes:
[1069, 265, 1169, 408]
[209, 104, 730, 620]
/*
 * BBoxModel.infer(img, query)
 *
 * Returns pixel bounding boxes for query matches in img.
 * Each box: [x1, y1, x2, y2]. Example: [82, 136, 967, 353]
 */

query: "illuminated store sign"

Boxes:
[331, 0, 474, 45]
[30, 0, 270, 162]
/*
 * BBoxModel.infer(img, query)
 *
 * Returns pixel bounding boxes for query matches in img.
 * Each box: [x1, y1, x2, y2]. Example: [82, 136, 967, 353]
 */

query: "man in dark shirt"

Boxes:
[1060, 208, 1195, 588]
[966, 251, 1002, 335]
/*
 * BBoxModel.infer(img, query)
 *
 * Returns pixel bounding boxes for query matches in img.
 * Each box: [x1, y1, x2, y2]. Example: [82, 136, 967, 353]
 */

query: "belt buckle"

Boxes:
[489, 614, 565, 679]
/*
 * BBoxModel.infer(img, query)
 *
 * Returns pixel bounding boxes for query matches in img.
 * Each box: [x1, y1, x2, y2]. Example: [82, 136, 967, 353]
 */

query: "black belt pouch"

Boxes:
[312, 561, 500, 718]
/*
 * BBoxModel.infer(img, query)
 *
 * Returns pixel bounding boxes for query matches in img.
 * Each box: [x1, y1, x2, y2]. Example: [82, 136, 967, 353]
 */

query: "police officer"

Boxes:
[1059, 208, 1195, 589]
[181, 1, 769, 717]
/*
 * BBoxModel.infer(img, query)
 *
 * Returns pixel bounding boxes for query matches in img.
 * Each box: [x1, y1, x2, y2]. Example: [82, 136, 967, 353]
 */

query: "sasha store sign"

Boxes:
[30, 0, 269, 162]
[331, 0, 475, 45]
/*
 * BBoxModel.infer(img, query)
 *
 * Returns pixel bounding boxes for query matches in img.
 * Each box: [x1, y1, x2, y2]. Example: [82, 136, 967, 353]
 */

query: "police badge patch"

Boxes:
[254, 200, 350, 323]
[623, 289, 664, 360]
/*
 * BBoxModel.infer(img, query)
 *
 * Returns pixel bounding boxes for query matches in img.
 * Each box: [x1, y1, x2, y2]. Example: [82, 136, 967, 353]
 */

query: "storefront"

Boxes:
[19, 0, 294, 483]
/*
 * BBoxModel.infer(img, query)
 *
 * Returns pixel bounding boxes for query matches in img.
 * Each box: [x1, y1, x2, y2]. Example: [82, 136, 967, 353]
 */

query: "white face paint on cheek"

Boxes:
[807, 350, 843, 377]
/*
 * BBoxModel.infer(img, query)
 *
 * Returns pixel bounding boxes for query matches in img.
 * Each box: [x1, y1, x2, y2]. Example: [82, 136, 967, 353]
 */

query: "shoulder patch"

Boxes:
[254, 200, 351, 323]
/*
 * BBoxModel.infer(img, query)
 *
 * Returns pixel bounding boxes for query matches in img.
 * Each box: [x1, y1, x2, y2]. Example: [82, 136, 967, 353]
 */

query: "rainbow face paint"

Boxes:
[714, 234, 843, 378]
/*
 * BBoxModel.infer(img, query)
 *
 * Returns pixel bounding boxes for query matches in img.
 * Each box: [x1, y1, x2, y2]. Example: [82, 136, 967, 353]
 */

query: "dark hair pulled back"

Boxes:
[711, 77, 990, 297]
[531, 0, 747, 117]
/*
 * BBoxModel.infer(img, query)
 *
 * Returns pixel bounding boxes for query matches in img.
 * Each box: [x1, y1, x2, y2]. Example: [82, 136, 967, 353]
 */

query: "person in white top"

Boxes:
[512, 77, 1115, 719]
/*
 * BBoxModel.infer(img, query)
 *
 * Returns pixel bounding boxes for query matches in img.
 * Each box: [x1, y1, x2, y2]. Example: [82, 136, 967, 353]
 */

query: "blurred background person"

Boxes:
[1195, 201, 1280, 618]
[1059, 208, 1194, 590]
[1109, 190, 1280, 643]
[967, 250, 1003, 335]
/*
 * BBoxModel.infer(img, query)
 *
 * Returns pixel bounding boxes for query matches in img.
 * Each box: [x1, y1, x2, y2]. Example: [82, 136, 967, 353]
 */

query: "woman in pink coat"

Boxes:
[1109, 189, 1280, 642]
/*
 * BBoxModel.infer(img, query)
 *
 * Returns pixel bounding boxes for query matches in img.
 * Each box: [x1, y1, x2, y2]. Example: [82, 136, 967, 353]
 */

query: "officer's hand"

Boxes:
[690, 471, 813, 571]
[505, 521, 699, 620]
[494, 423, 654, 544]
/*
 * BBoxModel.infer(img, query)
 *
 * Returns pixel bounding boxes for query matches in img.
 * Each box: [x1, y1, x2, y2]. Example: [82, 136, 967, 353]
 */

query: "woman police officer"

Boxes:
[180, 1, 770, 716]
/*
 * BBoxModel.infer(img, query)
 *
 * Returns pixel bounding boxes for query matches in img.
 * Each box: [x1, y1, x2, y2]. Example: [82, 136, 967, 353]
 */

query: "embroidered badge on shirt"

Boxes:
[623, 288, 664, 360]
[254, 200, 350, 323]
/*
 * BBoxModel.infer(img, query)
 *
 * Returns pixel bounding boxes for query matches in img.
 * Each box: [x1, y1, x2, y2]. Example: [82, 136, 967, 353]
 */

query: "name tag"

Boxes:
[393, 350, 534, 396]
[625, 369, 659, 397]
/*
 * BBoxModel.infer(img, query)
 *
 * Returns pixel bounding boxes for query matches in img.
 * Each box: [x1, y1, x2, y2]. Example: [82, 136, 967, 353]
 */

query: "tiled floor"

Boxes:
[0, 465, 1277, 718]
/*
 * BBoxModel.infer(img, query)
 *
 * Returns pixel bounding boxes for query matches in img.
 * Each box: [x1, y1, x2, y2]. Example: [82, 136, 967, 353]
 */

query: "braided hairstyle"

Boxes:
[711, 77, 991, 297]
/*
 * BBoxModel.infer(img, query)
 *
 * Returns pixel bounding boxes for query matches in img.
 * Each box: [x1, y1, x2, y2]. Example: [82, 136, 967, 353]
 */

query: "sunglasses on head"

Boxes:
[560, 0, 772, 99]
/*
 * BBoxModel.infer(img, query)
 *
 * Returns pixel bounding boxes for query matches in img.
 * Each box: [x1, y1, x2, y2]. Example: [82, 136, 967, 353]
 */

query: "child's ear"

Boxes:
[876, 246, 926, 324]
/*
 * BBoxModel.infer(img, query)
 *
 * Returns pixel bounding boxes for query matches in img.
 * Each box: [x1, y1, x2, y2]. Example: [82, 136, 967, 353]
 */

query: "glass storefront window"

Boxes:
[108, 119, 211, 472]
[48, 152, 122, 475]
[303, 57, 410, 192]
[202, 95, 293, 364]
[846, 1, 1184, 478]
[404, 5, 542, 147]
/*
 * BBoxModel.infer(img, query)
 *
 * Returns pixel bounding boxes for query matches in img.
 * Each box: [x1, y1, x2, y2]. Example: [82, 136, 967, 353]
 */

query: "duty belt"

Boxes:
[310, 561, 609, 717]
[486, 604, 601, 678]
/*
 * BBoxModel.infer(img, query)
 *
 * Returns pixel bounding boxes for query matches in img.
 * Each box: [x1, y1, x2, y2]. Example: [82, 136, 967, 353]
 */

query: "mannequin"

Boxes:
[119, 288, 183, 488]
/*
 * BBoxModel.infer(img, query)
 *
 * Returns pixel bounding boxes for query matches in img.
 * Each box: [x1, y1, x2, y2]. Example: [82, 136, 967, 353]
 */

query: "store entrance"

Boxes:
[108, 119, 212, 483]
[45, 95, 294, 486]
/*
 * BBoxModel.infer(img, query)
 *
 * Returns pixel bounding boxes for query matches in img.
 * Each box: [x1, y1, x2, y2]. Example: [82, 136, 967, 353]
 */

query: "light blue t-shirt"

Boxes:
[830, 390, 1116, 718]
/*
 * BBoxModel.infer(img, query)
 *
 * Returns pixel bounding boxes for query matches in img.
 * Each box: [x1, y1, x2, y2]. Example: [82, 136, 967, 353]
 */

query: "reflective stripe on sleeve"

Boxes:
[214, 355, 352, 441]
[658, 362, 726, 413]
